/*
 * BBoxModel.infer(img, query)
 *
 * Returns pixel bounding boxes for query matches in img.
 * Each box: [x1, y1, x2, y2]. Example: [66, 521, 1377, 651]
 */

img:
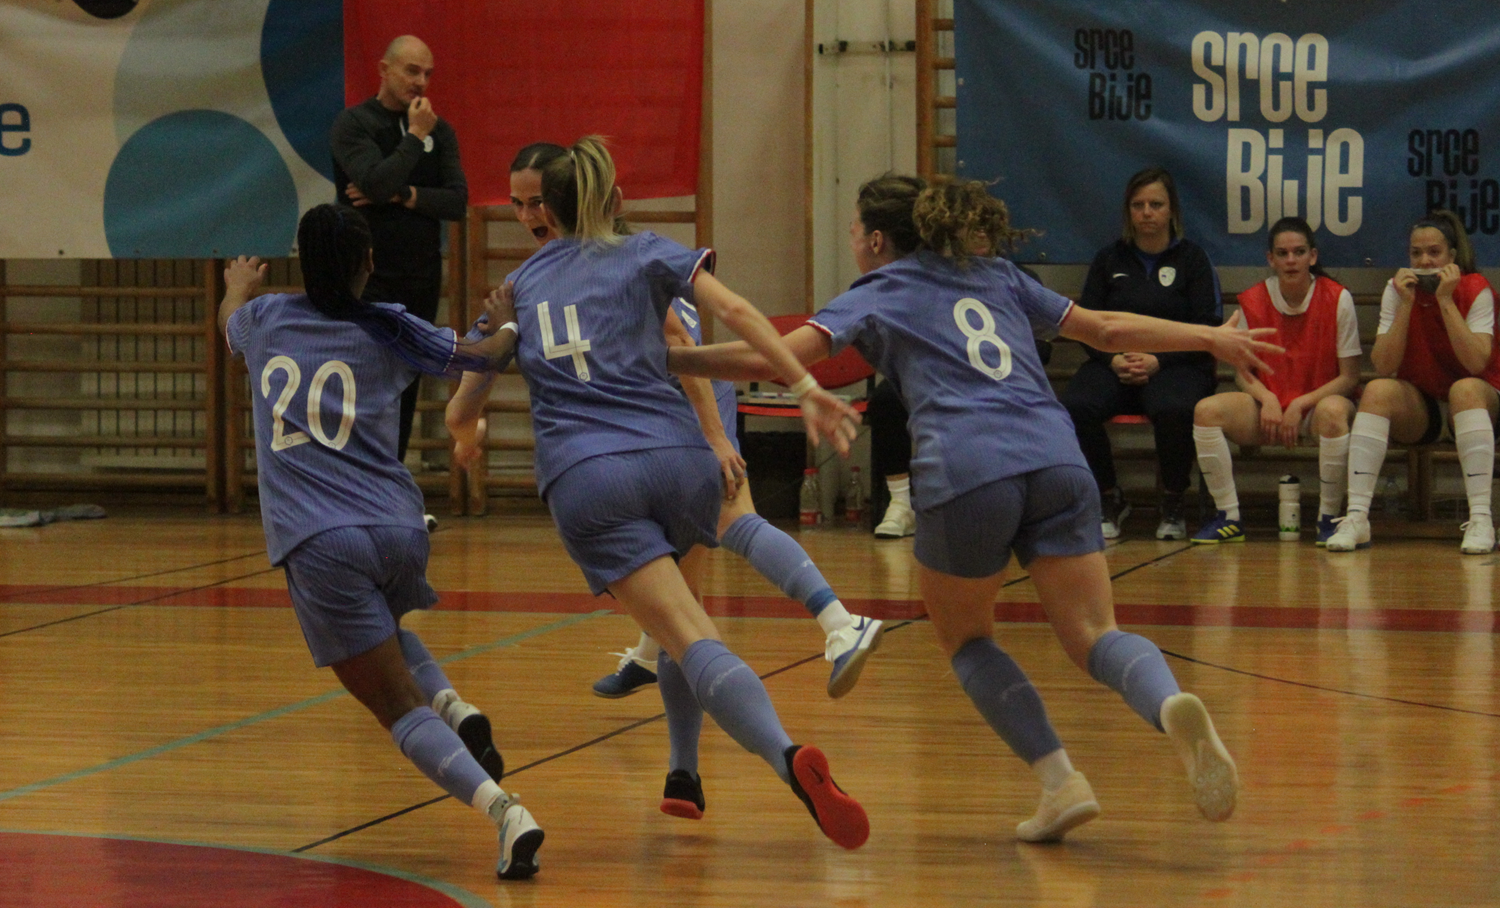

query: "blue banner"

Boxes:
[955, 0, 1500, 267]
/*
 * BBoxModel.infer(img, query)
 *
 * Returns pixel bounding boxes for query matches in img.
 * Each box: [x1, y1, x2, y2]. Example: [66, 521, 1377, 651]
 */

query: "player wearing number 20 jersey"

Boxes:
[227, 293, 457, 564]
[808, 250, 1085, 511]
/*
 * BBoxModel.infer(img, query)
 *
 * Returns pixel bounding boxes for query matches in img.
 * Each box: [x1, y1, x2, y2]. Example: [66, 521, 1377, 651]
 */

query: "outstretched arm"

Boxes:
[1059, 307, 1282, 375]
[217, 256, 267, 334]
[686, 272, 855, 454]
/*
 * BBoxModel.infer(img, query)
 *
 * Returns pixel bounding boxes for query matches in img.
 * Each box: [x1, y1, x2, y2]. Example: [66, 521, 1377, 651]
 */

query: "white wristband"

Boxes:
[788, 373, 819, 400]
[497, 321, 519, 336]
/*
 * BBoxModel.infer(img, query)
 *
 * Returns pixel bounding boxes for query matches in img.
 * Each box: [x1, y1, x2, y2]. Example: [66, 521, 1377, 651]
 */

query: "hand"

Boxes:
[344, 184, 371, 207]
[477, 283, 516, 334]
[1115, 352, 1154, 385]
[1278, 399, 1305, 448]
[1436, 262, 1462, 301]
[1209, 310, 1284, 374]
[223, 256, 267, 295]
[401, 186, 418, 210]
[407, 97, 437, 139]
[1257, 397, 1284, 443]
[1392, 268, 1418, 305]
[451, 417, 486, 472]
[798, 386, 862, 457]
[708, 434, 747, 500]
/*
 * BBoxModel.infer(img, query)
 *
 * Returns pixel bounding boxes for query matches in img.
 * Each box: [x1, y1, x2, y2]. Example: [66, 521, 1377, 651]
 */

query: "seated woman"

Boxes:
[1326, 210, 1500, 554]
[1060, 167, 1222, 540]
[1190, 217, 1361, 544]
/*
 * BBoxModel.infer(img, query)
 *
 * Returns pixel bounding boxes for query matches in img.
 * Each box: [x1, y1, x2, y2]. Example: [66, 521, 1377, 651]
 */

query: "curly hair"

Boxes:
[912, 178, 1031, 263]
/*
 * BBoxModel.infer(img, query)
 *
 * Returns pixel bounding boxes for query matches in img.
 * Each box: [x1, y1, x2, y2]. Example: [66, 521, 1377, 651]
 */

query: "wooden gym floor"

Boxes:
[0, 508, 1495, 907]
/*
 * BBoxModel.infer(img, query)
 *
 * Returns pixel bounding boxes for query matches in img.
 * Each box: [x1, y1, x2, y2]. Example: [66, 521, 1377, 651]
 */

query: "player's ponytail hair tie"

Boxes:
[789, 373, 820, 400]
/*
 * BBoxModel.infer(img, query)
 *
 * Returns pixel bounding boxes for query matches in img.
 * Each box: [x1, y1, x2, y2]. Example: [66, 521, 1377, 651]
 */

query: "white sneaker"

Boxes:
[1461, 516, 1495, 554]
[824, 616, 885, 698]
[1016, 771, 1101, 842]
[874, 501, 915, 538]
[424, 513, 438, 532]
[1323, 511, 1371, 552]
[1161, 692, 1238, 822]
[494, 794, 544, 880]
[1155, 516, 1187, 540]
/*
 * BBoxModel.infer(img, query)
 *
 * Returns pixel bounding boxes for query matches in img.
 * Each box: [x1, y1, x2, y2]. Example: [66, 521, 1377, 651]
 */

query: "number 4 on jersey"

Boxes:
[538, 300, 593, 381]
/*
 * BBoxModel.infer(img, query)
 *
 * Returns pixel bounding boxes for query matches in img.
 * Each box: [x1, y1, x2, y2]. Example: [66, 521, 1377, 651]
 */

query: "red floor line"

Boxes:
[0, 584, 1494, 632]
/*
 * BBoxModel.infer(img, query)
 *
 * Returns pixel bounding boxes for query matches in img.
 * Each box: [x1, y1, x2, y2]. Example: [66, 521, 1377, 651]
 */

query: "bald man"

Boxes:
[331, 35, 468, 472]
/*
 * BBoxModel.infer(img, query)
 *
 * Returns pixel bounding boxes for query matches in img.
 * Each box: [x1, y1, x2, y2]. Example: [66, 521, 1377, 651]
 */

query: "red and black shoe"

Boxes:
[660, 769, 705, 820]
[785, 744, 868, 849]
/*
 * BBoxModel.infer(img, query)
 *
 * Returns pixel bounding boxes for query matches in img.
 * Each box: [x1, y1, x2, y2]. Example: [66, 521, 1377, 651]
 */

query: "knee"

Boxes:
[1194, 395, 1225, 427]
[1448, 377, 1493, 412]
[1358, 379, 1402, 415]
[1313, 396, 1353, 436]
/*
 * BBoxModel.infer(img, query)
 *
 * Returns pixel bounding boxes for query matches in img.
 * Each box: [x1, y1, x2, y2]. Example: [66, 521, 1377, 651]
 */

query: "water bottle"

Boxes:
[800, 468, 822, 526]
[1278, 475, 1301, 541]
[844, 466, 864, 525]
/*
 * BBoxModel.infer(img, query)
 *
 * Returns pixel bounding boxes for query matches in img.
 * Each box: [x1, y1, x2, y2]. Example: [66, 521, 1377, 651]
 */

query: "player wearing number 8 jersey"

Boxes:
[221, 204, 545, 880]
[671, 175, 1282, 843]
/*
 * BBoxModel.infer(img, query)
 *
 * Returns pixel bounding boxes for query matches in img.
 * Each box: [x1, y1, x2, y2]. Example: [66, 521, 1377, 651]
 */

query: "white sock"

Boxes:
[431, 688, 474, 731]
[1454, 408, 1495, 520]
[1318, 433, 1350, 517]
[887, 476, 911, 510]
[1345, 412, 1391, 515]
[475, 779, 506, 819]
[632, 632, 661, 665]
[815, 600, 853, 636]
[1031, 748, 1077, 792]
[1193, 425, 1239, 520]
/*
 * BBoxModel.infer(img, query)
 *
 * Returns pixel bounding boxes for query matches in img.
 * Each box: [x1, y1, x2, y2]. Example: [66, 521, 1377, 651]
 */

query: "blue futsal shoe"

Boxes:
[1190, 511, 1245, 545]
[1315, 513, 1340, 546]
[591, 648, 658, 698]
[824, 616, 884, 699]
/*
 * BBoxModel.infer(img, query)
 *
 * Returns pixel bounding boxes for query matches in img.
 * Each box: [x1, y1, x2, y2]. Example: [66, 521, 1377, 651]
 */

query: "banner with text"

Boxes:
[955, 0, 1500, 267]
[0, 0, 344, 259]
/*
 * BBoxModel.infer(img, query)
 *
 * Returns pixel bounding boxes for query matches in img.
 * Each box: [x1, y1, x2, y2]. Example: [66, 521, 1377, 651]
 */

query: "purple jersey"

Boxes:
[226, 293, 458, 563]
[809, 252, 1085, 509]
[510, 233, 715, 495]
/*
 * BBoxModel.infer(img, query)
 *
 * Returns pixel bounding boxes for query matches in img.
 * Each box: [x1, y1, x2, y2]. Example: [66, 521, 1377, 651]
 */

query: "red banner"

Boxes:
[344, 1, 703, 205]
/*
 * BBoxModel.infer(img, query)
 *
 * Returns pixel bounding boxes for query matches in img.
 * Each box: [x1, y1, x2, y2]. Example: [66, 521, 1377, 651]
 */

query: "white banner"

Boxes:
[0, 0, 341, 259]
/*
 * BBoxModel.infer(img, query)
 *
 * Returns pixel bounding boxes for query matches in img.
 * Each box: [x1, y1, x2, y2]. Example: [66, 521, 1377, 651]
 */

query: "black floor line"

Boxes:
[0, 550, 267, 604]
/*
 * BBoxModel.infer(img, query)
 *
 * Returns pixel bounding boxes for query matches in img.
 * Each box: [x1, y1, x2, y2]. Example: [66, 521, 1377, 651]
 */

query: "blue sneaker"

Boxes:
[825, 616, 884, 699]
[1315, 513, 1340, 546]
[591, 649, 658, 698]
[1190, 511, 1245, 544]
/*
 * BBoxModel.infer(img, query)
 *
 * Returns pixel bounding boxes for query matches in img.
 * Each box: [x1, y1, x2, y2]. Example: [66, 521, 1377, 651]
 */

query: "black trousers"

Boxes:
[363, 271, 442, 464]
[1058, 359, 1217, 495]
[867, 378, 912, 478]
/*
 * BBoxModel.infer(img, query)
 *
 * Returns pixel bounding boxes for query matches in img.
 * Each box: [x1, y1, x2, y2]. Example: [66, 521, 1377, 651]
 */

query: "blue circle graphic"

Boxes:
[104, 110, 298, 258]
[261, 0, 344, 183]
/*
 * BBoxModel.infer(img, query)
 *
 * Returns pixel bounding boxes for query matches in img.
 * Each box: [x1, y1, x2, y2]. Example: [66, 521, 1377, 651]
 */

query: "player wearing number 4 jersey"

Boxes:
[221, 205, 544, 880]
[446, 137, 870, 849]
[671, 175, 1280, 843]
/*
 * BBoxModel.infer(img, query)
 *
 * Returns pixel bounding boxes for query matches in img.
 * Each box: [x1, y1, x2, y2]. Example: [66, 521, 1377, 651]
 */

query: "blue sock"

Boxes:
[951, 637, 1062, 764]
[679, 639, 795, 783]
[397, 629, 451, 701]
[1087, 629, 1182, 731]
[657, 650, 703, 775]
[720, 514, 838, 617]
[390, 706, 490, 806]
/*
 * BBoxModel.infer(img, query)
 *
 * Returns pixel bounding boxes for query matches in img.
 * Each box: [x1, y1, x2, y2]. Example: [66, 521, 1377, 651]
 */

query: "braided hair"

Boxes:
[296, 204, 491, 374]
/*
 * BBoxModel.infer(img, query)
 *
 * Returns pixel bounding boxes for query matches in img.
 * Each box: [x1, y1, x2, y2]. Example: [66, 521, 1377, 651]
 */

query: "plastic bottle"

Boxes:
[844, 466, 864, 525]
[800, 468, 822, 526]
[1278, 474, 1301, 541]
